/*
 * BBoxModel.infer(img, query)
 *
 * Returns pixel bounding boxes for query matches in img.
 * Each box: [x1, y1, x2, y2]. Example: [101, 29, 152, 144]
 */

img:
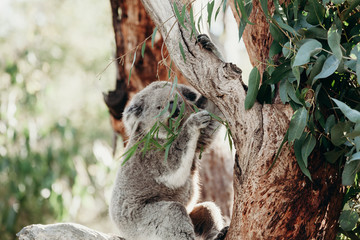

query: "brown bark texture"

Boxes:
[139, 0, 344, 239]
[106, 0, 233, 219]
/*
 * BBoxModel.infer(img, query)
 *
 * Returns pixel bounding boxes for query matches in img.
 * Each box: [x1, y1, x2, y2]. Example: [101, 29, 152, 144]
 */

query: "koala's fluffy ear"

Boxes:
[178, 86, 198, 103]
[125, 98, 144, 118]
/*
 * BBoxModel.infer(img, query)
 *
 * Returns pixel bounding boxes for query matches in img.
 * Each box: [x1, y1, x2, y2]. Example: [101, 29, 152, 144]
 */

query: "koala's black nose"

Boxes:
[169, 101, 180, 118]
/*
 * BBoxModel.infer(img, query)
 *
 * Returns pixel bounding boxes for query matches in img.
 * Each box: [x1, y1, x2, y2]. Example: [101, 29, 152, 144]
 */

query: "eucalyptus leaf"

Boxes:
[179, 42, 186, 63]
[141, 41, 146, 58]
[293, 39, 322, 67]
[294, 134, 312, 181]
[288, 107, 308, 143]
[349, 152, 360, 162]
[273, 14, 300, 36]
[324, 149, 344, 164]
[305, 0, 325, 25]
[332, 98, 360, 123]
[339, 210, 359, 231]
[282, 42, 293, 59]
[324, 114, 335, 134]
[151, 27, 158, 48]
[245, 67, 260, 110]
[301, 134, 316, 167]
[207, 1, 215, 29]
[279, 80, 290, 104]
[327, 23, 343, 60]
[342, 160, 360, 186]
[331, 121, 352, 146]
[309, 55, 326, 85]
[313, 55, 340, 81]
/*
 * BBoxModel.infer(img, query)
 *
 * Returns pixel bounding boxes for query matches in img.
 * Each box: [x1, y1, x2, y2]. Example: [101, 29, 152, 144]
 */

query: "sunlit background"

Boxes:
[0, 0, 118, 238]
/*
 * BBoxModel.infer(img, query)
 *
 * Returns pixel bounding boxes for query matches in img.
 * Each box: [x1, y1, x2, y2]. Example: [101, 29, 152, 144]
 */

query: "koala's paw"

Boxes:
[213, 226, 229, 240]
[188, 110, 211, 129]
[195, 34, 216, 52]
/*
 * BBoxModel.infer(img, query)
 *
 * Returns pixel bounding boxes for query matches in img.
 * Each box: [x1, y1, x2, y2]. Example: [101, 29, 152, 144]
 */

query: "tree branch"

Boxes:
[17, 223, 123, 240]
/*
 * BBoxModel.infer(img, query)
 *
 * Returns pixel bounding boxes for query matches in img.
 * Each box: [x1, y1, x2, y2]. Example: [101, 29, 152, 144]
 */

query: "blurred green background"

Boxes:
[0, 0, 119, 239]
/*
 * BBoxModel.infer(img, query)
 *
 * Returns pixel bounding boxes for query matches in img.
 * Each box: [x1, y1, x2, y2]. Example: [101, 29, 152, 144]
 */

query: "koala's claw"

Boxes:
[195, 34, 215, 52]
[188, 110, 211, 129]
[214, 226, 229, 240]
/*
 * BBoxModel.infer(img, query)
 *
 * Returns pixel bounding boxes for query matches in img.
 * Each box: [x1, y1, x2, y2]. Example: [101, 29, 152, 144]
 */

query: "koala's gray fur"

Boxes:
[109, 80, 228, 240]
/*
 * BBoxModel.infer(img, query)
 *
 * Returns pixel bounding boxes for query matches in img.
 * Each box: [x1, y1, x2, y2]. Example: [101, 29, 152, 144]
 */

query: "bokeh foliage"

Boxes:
[0, 0, 116, 239]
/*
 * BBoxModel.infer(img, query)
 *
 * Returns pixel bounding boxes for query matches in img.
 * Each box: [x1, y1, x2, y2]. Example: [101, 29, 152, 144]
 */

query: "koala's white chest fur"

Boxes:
[155, 130, 199, 189]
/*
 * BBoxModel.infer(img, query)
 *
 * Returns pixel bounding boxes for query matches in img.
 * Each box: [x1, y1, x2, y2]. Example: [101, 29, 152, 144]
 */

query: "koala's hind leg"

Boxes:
[189, 202, 228, 240]
[139, 201, 195, 240]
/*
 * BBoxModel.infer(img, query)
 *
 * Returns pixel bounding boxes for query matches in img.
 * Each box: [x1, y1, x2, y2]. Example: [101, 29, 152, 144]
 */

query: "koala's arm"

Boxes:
[155, 110, 211, 189]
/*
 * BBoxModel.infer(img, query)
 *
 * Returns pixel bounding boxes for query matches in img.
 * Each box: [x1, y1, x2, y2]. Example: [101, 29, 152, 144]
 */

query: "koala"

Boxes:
[110, 35, 228, 240]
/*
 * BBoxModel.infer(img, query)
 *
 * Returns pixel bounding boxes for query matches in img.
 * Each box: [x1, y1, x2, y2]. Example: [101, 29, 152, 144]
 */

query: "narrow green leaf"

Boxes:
[155, 102, 171, 118]
[190, 7, 197, 37]
[288, 107, 308, 143]
[293, 39, 322, 67]
[313, 55, 340, 81]
[174, 3, 187, 30]
[168, 61, 173, 79]
[244, 67, 260, 110]
[122, 144, 139, 165]
[169, 76, 178, 96]
[169, 95, 178, 118]
[179, 42, 186, 63]
[207, 1, 215, 29]
[301, 134, 316, 168]
[327, 23, 343, 60]
[142, 132, 152, 157]
[164, 144, 171, 162]
[208, 112, 224, 123]
[174, 102, 186, 131]
[215, 4, 222, 21]
[197, 15, 202, 33]
[332, 98, 360, 123]
[238, 19, 247, 41]
[151, 26, 158, 48]
[141, 41, 146, 58]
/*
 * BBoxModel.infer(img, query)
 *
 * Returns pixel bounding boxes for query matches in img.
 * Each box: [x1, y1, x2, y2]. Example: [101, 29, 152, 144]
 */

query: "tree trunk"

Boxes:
[140, 0, 344, 239]
[105, 0, 233, 219]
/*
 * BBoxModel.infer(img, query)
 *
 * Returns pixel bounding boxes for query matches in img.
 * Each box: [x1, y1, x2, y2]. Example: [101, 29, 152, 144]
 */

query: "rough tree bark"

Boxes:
[139, 0, 344, 239]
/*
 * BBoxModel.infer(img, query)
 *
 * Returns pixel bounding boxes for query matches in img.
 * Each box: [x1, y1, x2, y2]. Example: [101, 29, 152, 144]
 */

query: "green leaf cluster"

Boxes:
[246, 0, 360, 236]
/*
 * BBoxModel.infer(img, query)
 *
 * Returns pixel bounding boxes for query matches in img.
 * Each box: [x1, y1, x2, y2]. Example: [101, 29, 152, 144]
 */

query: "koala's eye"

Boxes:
[157, 106, 161, 110]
